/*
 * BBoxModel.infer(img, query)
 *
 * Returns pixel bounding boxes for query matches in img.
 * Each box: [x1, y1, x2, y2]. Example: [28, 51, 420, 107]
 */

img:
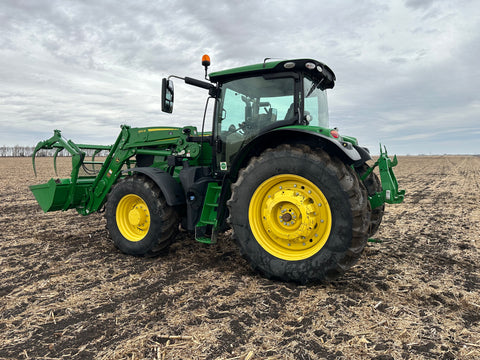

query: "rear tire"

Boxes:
[228, 145, 370, 283]
[357, 164, 385, 237]
[105, 174, 179, 256]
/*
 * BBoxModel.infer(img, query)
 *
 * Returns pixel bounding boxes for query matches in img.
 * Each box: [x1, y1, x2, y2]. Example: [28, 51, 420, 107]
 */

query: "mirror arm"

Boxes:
[168, 75, 213, 91]
[184, 77, 214, 90]
[168, 74, 184, 81]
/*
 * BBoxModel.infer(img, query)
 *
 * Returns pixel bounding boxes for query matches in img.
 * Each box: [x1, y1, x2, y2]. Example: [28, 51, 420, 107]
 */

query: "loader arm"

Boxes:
[30, 125, 208, 215]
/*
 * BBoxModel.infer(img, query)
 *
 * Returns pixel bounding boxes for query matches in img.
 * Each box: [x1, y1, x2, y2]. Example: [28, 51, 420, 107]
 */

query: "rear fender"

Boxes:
[229, 128, 368, 180]
[123, 167, 186, 206]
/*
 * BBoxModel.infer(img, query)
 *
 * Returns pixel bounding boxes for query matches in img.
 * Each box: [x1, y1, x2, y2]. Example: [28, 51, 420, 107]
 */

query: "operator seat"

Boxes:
[284, 103, 295, 121]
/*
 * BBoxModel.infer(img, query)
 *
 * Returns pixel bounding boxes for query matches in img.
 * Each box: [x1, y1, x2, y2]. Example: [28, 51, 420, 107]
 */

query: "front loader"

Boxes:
[30, 56, 404, 283]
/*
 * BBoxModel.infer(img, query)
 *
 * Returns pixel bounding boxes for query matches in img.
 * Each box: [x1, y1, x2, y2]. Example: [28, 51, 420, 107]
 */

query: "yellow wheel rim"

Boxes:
[116, 194, 151, 242]
[249, 174, 332, 261]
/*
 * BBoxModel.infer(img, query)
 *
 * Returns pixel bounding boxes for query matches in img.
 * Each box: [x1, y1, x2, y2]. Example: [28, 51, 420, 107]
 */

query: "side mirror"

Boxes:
[161, 78, 174, 113]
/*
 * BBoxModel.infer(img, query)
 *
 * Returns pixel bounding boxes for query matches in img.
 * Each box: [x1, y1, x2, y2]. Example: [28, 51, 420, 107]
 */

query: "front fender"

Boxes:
[123, 167, 186, 206]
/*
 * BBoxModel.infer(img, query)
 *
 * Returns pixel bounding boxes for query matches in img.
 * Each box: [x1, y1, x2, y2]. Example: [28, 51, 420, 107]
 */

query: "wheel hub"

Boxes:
[249, 174, 332, 261]
[116, 194, 151, 242]
[128, 206, 147, 226]
[281, 213, 292, 222]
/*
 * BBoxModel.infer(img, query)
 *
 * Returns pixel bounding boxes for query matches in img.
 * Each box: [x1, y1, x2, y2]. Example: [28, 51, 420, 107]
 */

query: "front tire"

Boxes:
[228, 145, 370, 283]
[105, 174, 179, 256]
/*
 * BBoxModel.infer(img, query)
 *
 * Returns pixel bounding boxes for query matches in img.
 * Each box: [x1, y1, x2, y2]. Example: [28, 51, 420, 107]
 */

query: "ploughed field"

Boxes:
[0, 156, 479, 360]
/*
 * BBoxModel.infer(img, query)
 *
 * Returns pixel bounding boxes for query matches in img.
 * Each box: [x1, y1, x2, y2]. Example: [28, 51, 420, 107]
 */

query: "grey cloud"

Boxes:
[0, 0, 479, 155]
[404, 0, 437, 9]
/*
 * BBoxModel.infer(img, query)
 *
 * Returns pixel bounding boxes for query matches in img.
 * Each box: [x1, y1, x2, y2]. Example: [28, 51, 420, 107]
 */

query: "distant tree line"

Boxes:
[0, 146, 108, 157]
[1, 145, 36, 157]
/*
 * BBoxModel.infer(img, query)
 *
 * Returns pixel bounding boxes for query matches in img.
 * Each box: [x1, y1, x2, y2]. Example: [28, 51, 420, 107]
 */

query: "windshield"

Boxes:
[304, 76, 329, 128]
[217, 75, 296, 167]
[218, 76, 295, 139]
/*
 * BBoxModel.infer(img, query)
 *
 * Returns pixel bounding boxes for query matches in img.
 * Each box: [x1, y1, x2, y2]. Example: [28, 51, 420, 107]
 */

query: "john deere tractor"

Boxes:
[30, 56, 404, 283]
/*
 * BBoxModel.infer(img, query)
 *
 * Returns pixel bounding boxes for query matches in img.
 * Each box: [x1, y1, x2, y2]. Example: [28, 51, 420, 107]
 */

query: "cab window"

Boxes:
[218, 76, 295, 140]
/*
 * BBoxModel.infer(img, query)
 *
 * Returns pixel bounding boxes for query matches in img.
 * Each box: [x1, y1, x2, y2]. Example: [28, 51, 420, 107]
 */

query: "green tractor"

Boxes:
[30, 56, 404, 283]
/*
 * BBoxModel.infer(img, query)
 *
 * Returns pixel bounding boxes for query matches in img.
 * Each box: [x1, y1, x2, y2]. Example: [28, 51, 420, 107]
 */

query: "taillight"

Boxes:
[330, 129, 339, 138]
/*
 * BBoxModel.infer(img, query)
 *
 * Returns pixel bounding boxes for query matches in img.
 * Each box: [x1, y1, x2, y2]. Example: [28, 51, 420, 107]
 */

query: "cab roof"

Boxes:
[208, 58, 336, 89]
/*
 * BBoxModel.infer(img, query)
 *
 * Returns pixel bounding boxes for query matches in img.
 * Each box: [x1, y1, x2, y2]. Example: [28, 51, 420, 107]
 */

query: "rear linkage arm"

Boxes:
[361, 144, 405, 209]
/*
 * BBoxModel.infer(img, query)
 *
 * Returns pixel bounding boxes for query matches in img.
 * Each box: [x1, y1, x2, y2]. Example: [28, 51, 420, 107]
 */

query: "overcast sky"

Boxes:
[1, 0, 479, 154]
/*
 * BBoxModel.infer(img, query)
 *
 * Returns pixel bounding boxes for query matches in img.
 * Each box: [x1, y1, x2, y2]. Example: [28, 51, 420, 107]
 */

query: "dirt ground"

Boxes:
[0, 155, 479, 360]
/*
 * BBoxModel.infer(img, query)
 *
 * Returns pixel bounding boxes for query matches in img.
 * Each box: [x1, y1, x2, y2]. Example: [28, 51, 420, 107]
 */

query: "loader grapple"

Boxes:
[30, 129, 113, 215]
[30, 178, 93, 212]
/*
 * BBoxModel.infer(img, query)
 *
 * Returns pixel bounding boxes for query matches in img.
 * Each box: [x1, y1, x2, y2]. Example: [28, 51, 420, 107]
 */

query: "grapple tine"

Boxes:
[31, 130, 65, 176]
[53, 148, 63, 176]
[32, 147, 38, 177]
[32, 140, 47, 177]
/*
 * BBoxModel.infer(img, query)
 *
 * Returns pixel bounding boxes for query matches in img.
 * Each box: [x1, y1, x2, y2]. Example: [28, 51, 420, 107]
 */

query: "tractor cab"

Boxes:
[209, 58, 335, 133]
[211, 61, 334, 168]
[162, 58, 337, 170]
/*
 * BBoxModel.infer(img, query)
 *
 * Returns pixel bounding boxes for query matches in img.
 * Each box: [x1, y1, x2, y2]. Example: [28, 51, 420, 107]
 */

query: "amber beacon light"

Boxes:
[202, 54, 210, 79]
[202, 54, 211, 67]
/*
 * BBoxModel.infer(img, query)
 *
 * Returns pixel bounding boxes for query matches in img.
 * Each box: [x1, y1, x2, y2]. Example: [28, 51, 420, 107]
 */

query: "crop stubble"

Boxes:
[0, 156, 479, 359]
